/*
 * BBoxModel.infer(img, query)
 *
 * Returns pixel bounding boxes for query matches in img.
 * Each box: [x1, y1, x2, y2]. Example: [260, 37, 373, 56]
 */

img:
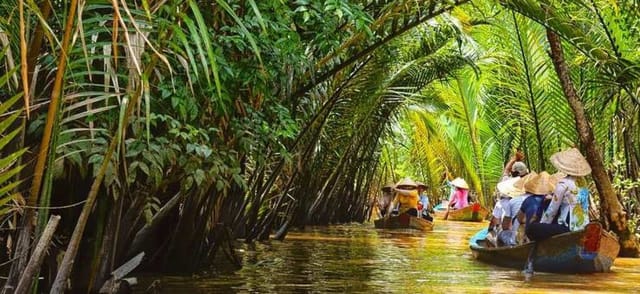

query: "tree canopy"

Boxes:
[1, 0, 639, 291]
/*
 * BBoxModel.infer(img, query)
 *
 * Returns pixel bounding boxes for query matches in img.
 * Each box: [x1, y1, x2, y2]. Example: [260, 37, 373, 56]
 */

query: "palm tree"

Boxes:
[498, 0, 639, 256]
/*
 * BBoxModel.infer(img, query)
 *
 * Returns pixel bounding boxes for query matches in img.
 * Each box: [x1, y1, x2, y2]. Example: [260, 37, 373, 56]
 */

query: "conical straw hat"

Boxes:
[550, 148, 591, 176]
[416, 181, 428, 189]
[381, 183, 394, 193]
[514, 171, 537, 190]
[450, 177, 469, 189]
[395, 177, 418, 189]
[523, 171, 557, 195]
[497, 177, 525, 197]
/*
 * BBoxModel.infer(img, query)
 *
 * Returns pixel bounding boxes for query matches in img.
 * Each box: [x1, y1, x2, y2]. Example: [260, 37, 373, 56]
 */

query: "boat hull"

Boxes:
[435, 203, 488, 222]
[374, 214, 434, 231]
[469, 222, 620, 273]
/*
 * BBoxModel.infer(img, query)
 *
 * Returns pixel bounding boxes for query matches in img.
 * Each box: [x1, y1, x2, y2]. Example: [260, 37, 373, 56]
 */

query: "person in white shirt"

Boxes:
[487, 176, 526, 246]
[487, 152, 529, 245]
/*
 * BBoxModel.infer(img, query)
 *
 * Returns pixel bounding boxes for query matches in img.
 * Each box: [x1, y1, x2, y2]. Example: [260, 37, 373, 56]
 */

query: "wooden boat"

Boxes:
[439, 203, 489, 222]
[374, 213, 434, 231]
[432, 202, 447, 218]
[469, 222, 620, 273]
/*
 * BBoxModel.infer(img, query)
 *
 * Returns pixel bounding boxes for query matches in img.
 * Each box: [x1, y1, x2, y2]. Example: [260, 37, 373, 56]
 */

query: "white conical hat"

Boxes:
[550, 148, 591, 176]
[450, 177, 469, 189]
[497, 177, 525, 197]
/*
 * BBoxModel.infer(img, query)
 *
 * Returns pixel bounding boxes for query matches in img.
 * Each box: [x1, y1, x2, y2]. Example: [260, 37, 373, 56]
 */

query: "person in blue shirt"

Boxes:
[417, 182, 433, 221]
[516, 171, 557, 243]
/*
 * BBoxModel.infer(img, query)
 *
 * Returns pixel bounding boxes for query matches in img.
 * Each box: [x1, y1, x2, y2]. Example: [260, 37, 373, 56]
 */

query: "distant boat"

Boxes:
[433, 202, 488, 222]
[432, 202, 448, 218]
[374, 213, 434, 231]
[469, 222, 620, 273]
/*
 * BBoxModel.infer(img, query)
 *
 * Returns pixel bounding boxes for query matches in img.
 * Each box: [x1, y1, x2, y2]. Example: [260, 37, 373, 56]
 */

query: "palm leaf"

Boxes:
[0, 68, 26, 216]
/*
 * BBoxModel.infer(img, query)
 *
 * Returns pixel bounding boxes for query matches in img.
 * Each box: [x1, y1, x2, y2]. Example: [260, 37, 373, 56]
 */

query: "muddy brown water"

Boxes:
[133, 220, 640, 293]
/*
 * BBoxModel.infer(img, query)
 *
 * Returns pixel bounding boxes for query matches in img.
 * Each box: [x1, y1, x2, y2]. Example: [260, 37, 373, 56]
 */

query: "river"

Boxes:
[133, 220, 640, 293]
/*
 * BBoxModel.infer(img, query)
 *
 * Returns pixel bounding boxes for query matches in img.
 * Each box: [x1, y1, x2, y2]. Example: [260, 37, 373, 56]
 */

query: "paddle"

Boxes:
[443, 202, 451, 220]
[523, 242, 537, 280]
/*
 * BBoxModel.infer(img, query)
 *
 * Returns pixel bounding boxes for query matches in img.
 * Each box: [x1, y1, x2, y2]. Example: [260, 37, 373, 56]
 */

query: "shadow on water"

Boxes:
[133, 221, 640, 293]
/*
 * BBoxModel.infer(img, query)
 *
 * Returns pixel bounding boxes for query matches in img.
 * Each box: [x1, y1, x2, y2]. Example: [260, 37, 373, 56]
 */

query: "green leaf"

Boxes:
[0, 92, 22, 116]
[247, 0, 267, 34]
[188, 0, 224, 107]
[214, 0, 263, 66]
[181, 12, 211, 86]
[194, 169, 205, 186]
[0, 192, 20, 207]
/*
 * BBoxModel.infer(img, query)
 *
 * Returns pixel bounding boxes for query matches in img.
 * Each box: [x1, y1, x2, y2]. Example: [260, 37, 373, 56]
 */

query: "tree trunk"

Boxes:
[15, 215, 60, 294]
[545, 29, 639, 257]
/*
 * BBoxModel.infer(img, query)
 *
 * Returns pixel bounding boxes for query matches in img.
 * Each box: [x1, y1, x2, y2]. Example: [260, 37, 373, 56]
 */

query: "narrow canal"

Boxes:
[134, 221, 640, 293]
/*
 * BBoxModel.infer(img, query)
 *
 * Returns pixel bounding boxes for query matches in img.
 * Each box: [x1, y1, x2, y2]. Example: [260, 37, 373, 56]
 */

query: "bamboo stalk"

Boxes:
[15, 215, 61, 294]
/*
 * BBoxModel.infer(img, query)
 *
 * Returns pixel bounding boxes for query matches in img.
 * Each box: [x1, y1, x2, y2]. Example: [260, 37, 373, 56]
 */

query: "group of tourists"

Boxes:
[378, 178, 434, 221]
[487, 147, 592, 247]
[375, 146, 592, 247]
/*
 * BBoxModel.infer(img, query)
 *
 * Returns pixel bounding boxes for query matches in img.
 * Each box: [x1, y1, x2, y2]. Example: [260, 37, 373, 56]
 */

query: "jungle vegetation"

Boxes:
[1, 0, 639, 292]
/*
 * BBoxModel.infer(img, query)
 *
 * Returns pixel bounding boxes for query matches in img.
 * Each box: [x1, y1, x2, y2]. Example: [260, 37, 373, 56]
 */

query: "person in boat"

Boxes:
[515, 171, 557, 243]
[526, 148, 592, 241]
[448, 177, 470, 209]
[486, 176, 525, 246]
[416, 182, 433, 221]
[489, 152, 530, 233]
[499, 172, 540, 245]
[500, 150, 529, 182]
[390, 178, 420, 217]
[379, 184, 394, 217]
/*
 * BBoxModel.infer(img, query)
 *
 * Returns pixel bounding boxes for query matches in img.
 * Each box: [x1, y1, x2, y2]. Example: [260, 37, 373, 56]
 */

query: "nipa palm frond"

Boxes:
[0, 64, 27, 216]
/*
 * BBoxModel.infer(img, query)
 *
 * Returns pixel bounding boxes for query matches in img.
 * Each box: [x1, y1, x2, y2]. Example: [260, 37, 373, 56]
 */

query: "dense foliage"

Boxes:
[1, 0, 639, 291]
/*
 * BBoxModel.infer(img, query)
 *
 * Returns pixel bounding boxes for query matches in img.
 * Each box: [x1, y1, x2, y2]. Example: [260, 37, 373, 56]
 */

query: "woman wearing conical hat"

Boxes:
[448, 177, 470, 210]
[390, 177, 420, 217]
[526, 148, 592, 241]
[513, 171, 558, 244]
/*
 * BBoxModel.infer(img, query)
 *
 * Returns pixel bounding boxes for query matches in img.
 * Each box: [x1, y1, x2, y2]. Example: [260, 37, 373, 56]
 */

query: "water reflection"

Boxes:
[134, 221, 640, 293]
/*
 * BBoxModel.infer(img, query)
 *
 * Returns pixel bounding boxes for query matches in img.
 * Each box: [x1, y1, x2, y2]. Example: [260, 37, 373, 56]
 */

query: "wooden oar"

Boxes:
[443, 203, 451, 220]
[523, 242, 537, 280]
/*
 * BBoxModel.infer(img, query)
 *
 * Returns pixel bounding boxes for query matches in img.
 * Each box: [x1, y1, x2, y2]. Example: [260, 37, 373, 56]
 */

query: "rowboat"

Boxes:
[432, 202, 447, 218]
[469, 222, 620, 273]
[446, 203, 488, 221]
[433, 202, 488, 221]
[374, 213, 434, 231]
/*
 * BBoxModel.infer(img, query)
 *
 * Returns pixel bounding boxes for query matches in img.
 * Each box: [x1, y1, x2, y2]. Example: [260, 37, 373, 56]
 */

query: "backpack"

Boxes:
[570, 187, 590, 231]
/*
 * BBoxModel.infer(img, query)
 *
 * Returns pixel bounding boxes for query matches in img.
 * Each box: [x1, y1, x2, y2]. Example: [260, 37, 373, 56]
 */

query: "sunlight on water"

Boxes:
[134, 221, 640, 293]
